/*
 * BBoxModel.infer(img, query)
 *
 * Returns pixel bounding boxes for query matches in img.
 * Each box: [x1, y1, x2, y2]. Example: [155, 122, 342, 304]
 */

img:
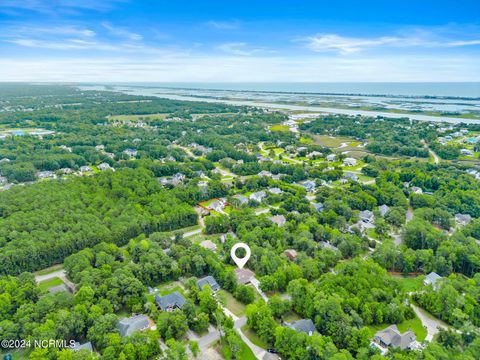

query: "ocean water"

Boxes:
[114, 82, 480, 98]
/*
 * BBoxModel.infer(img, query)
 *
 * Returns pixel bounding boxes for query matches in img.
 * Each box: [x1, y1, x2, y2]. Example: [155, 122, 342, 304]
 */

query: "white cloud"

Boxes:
[206, 20, 240, 30]
[102, 22, 142, 41]
[0, 54, 478, 82]
[217, 42, 261, 56]
[302, 33, 480, 54]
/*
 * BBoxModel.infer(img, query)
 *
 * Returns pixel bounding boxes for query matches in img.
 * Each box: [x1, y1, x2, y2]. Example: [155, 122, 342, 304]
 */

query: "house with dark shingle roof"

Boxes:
[155, 291, 186, 311]
[374, 325, 417, 350]
[287, 319, 316, 336]
[197, 276, 220, 292]
[118, 315, 149, 337]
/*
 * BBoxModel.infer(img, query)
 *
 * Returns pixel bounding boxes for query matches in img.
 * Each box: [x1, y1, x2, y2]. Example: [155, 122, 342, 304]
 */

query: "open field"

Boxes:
[269, 124, 290, 132]
[217, 289, 246, 317]
[241, 324, 272, 348]
[38, 277, 64, 292]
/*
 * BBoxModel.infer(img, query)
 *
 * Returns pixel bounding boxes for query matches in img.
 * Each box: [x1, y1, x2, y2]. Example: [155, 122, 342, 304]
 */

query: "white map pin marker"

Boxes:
[231, 242, 251, 269]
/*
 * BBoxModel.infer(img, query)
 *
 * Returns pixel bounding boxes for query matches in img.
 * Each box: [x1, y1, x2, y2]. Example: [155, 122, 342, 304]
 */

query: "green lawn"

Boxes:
[217, 290, 246, 317]
[219, 336, 257, 360]
[269, 124, 290, 132]
[365, 314, 427, 342]
[393, 275, 425, 293]
[283, 311, 302, 323]
[146, 281, 186, 303]
[241, 324, 271, 349]
[38, 277, 64, 292]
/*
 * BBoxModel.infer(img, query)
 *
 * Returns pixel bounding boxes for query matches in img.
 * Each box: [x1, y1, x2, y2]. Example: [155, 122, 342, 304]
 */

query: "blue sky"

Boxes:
[1, 0, 479, 82]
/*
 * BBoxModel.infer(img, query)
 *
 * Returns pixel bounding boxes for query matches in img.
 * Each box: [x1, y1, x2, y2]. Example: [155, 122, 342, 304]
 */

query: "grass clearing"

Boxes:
[269, 124, 289, 132]
[241, 325, 271, 349]
[217, 290, 246, 317]
[38, 277, 64, 292]
[219, 336, 257, 360]
[283, 311, 302, 323]
[394, 275, 425, 293]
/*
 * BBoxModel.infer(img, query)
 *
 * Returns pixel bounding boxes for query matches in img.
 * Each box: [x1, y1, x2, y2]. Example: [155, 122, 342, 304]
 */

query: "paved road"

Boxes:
[251, 277, 269, 303]
[34, 269, 76, 292]
[411, 304, 448, 341]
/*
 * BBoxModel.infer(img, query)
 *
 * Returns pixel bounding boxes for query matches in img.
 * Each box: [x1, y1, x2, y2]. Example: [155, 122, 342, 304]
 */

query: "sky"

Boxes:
[0, 0, 479, 82]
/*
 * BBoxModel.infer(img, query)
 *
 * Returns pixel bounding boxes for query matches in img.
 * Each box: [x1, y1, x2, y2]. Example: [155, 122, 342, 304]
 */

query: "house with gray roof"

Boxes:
[118, 315, 149, 337]
[155, 291, 186, 311]
[378, 204, 390, 217]
[424, 272, 442, 290]
[300, 180, 316, 192]
[455, 213, 472, 226]
[319, 241, 339, 252]
[359, 210, 374, 224]
[197, 276, 220, 292]
[72, 341, 93, 352]
[250, 191, 267, 203]
[287, 319, 316, 336]
[313, 202, 324, 212]
[373, 325, 416, 350]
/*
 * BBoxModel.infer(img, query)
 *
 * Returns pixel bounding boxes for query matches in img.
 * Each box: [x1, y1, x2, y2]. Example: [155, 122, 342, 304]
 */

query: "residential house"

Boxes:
[0, 176, 7, 185]
[235, 268, 254, 285]
[155, 292, 186, 311]
[359, 210, 374, 224]
[80, 166, 92, 173]
[200, 240, 217, 252]
[460, 149, 474, 156]
[284, 249, 298, 260]
[287, 319, 316, 336]
[270, 215, 286, 226]
[300, 180, 316, 192]
[424, 272, 442, 290]
[455, 213, 472, 226]
[118, 315, 150, 337]
[208, 198, 227, 212]
[95, 145, 105, 151]
[258, 170, 273, 178]
[72, 342, 93, 352]
[197, 276, 220, 292]
[319, 241, 339, 251]
[326, 154, 336, 161]
[59, 168, 73, 175]
[123, 148, 138, 157]
[411, 186, 423, 194]
[268, 187, 282, 195]
[343, 172, 358, 182]
[36, 171, 55, 179]
[313, 202, 324, 212]
[250, 191, 266, 203]
[307, 151, 322, 159]
[233, 194, 249, 205]
[343, 157, 357, 167]
[373, 325, 417, 350]
[378, 204, 390, 217]
[98, 163, 114, 171]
